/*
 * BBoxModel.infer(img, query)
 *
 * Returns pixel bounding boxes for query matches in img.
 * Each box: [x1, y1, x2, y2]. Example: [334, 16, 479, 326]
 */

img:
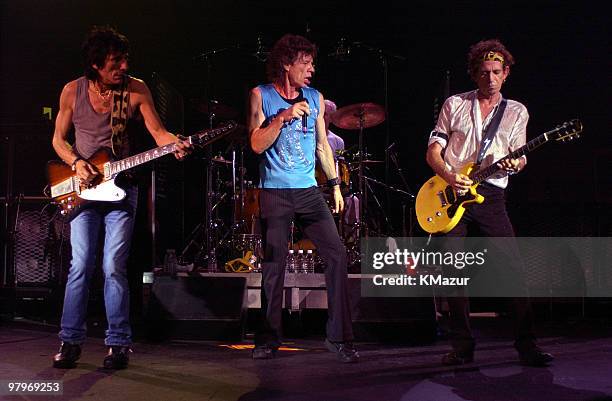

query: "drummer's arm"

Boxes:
[315, 94, 337, 181]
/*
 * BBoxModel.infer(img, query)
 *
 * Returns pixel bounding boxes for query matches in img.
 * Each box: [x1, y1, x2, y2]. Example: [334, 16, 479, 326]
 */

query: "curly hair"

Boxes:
[265, 34, 317, 83]
[467, 39, 515, 79]
[82, 25, 129, 80]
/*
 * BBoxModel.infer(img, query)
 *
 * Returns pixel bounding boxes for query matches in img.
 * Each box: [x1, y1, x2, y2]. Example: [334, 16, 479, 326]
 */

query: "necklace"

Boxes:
[92, 82, 112, 108]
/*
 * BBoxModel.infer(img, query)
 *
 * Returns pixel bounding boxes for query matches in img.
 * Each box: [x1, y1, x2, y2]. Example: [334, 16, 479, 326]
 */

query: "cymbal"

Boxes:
[331, 102, 385, 130]
[190, 98, 240, 120]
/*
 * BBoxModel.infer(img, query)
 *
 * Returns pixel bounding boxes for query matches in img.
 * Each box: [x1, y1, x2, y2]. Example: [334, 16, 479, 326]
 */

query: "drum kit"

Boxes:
[178, 97, 410, 273]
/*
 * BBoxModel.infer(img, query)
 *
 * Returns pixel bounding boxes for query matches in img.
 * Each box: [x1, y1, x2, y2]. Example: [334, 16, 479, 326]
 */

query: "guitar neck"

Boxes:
[470, 132, 551, 184]
[105, 122, 235, 176]
[107, 142, 179, 176]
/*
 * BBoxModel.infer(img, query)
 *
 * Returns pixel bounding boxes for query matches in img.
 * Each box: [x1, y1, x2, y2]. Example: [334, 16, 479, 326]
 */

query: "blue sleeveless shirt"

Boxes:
[258, 84, 320, 188]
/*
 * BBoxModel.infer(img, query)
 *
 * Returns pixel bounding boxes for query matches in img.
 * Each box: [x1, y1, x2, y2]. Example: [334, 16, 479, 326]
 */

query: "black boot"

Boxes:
[53, 342, 82, 369]
[103, 346, 131, 369]
[441, 350, 474, 366]
[324, 339, 359, 363]
[518, 347, 554, 367]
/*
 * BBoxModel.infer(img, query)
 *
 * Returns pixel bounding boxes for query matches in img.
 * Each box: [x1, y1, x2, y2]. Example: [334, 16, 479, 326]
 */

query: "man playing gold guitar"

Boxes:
[424, 39, 553, 367]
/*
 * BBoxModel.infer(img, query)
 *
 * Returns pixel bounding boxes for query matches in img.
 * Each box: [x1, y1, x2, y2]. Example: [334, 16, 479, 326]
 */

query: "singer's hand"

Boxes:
[280, 101, 310, 123]
[331, 185, 344, 214]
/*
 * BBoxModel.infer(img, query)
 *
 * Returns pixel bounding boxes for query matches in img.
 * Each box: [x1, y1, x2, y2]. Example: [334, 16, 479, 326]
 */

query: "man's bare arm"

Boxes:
[132, 78, 191, 158]
[248, 87, 310, 154]
[51, 81, 98, 181]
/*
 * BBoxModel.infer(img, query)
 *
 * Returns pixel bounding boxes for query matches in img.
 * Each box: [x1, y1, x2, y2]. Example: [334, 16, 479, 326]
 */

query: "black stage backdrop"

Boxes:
[1, 1, 609, 271]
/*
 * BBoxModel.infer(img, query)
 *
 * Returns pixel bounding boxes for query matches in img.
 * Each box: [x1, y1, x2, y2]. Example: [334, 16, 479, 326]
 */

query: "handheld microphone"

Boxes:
[302, 98, 309, 133]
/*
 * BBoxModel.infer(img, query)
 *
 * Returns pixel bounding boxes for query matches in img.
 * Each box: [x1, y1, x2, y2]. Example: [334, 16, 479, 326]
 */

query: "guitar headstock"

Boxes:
[191, 120, 238, 147]
[551, 119, 583, 143]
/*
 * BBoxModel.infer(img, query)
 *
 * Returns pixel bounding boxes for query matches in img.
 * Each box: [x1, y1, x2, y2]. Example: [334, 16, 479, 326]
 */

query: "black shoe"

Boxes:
[53, 342, 82, 369]
[324, 339, 359, 363]
[252, 345, 277, 360]
[103, 346, 131, 369]
[518, 348, 554, 367]
[442, 350, 474, 366]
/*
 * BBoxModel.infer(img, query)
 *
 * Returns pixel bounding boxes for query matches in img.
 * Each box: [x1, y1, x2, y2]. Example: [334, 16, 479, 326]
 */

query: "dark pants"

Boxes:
[255, 187, 354, 347]
[444, 183, 536, 354]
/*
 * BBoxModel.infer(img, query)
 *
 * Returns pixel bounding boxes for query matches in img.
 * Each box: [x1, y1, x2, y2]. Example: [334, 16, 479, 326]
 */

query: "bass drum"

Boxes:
[235, 188, 261, 234]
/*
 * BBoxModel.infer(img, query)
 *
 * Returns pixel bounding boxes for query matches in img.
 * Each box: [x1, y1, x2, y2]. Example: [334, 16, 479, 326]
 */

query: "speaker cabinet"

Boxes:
[145, 275, 248, 341]
[348, 278, 437, 344]
[13, 199, 70, 286]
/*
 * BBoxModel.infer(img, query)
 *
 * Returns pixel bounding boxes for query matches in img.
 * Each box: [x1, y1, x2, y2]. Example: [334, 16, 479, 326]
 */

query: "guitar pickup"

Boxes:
[103, 162, 111, 179]
[50, 177, 75, 198]
[73, 176, 82, 195]
[436, 191, 448, 207]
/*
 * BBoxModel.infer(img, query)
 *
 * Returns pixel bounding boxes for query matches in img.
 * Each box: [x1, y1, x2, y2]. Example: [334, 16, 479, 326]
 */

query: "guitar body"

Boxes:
[47, 148, 127, 218]
[46, 120, 239, 218]
[416, 120, 583, 234]
[416, 163, 484, 234]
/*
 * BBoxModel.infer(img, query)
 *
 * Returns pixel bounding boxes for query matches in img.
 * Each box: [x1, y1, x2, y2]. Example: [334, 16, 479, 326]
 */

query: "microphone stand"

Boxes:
[389, 149, 416, 238]
[350, 41, 406, 189]
[344, 41, 407, 233]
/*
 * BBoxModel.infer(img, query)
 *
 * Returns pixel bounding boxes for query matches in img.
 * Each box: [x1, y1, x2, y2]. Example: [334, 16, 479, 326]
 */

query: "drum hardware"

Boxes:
[331, 102, 386, 238]
[362, 175, 415, 239]
[225, 233, 262, 272]
[184, 40, 264, 270]
[388, 146, 417, 237]
[328, 40, 408, 210]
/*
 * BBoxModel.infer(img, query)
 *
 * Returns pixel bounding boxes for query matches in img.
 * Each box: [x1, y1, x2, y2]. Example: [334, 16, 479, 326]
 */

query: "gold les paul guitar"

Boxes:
[416, 119, 583, 234]
[47, 121, 238, 218]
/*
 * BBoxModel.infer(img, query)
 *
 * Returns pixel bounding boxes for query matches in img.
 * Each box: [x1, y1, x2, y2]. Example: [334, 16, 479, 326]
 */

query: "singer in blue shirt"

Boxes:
[248, 34, 358, 363]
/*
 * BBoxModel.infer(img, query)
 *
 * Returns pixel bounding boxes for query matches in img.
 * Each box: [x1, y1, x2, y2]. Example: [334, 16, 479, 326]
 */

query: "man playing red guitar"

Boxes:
[425, 39, 553, 367]
[51, 26, 191, 369]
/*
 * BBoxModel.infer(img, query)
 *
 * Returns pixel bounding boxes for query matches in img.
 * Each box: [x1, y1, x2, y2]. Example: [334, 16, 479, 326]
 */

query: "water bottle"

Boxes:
[305, 249, 315, 273]
[286, 250, 296, 273]
[164, 249, 177, 276]
[297, 250, 305, 273]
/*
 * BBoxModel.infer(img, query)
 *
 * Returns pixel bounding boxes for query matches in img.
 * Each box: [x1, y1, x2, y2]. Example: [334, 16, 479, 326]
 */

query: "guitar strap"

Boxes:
[110, 76, 131, 159]
[475, 98, 507, 165]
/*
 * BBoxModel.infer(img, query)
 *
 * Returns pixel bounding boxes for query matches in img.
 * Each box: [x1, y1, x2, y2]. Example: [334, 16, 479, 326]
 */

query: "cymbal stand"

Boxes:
[356, 106, 368, 238]
[389, 149, 416, 238]
[202, 101, 217, 270]
[363, 172, 391, 234]
[235, 143, 249, 233]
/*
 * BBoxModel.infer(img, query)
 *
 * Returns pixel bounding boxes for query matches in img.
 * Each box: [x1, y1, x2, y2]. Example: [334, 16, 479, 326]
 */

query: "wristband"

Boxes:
[71, 157, 83, 171]
[327, 177, 340, 188]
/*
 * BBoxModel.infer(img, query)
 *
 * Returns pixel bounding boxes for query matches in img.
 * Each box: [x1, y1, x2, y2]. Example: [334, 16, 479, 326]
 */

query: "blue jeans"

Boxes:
[59, 186, 137, 346]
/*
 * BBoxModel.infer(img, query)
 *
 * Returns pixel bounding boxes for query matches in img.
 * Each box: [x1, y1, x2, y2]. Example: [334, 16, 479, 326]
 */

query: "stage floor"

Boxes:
[1, 319, 612, 401]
